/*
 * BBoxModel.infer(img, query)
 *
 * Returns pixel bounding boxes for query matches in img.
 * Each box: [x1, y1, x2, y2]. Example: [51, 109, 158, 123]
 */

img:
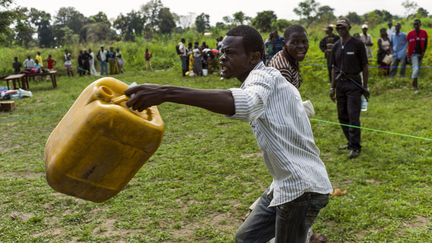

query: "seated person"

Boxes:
[23, 55, 35, 72]
[33, 59, 42, 73]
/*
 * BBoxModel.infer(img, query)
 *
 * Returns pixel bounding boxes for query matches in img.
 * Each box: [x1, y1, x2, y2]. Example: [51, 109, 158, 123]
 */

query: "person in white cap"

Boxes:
[360, 24, 373, 60]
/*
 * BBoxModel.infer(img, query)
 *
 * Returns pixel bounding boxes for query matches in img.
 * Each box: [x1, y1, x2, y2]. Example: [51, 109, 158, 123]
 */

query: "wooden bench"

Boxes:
[25, 70, 58, 89]
[3, 74, 28, 90]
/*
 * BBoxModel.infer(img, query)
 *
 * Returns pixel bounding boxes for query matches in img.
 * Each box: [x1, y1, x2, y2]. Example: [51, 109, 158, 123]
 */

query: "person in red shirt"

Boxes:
[406, 19, 428, 93]
[47, 54, 56, 71]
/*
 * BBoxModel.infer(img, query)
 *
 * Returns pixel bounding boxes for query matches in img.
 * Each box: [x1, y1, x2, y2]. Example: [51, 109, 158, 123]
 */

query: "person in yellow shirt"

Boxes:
[35, 51, 43, 68]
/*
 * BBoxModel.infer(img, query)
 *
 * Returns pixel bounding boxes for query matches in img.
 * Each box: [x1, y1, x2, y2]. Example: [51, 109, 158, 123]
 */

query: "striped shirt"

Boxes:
[268, 49, 302, 88]
[229, 62, 332, 207]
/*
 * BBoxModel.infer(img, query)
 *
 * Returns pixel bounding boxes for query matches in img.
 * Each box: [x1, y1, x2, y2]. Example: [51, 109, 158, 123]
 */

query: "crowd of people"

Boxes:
[12, 46, 126, 78]
[320, 19, 428, 93]
[173, 18, 429, 162]
[63, 46, 125, 77]
[177, 38, 221, 77]
[13, 51, 57, 75]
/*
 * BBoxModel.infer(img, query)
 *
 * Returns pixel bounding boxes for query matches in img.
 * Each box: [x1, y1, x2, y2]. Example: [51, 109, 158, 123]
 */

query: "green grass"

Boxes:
[1, 56, 432, 242]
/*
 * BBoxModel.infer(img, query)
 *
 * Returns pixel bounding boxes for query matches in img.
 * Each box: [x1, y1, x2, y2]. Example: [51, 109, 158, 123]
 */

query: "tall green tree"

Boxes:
[128, 11, 146, 36]
[80, 22, 112, 43]
[141, 0, 163, 32]
[29, 8, 53, 47]
[52, 26, 76, 46]
[316, 5, 336, 24]
[345, 12, 362, 25]
[88, 12, 111, 28]
[222, 15, 233, 27]
[233, 11, 250, 25]
[158, 7, 176, 34]
[195, 13, 210, 34]
[293, 0, 320, 27]
[271, 19, 291, 33]
[113, 11, 146, 41]
[215, 22, 226, 29]
[401, 0, 419, 17]
[363, 10, 393, 28]
[0, 0, 14, 45]
[53, 7, 87, 34]
[0, 0, 12, 7]
[13, 7, 34, 47]
[252, 10, 276, 32]
[415, 7, 429, 18]
[114, 14, 135, 41]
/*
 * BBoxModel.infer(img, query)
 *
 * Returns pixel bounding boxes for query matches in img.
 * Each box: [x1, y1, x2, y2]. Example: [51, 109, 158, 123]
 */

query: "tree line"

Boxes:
[0, 0, 429, 48]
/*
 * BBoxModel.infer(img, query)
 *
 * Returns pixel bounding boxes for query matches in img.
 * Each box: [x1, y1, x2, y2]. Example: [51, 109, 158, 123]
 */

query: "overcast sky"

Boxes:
[13, 0, 432, 24]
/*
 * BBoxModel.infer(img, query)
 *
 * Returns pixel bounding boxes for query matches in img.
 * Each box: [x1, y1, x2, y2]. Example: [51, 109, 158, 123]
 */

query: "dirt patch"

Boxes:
[32, 227, 64, 238]
[365, 179, 382, 185]
[241, 152, 263, 159]
[0, 171, 44, 180]
[10, 211, 34, 222]
[404, 215, 429, 228]
[170, 221, 199, 239]
[342, 179, 353, 185]
[170, 212, 240, 240]
[209, 212, 241, 231]
[0, 144, 21, 154]
[92, 218, 136, 240]
[354, 229, 369, 241]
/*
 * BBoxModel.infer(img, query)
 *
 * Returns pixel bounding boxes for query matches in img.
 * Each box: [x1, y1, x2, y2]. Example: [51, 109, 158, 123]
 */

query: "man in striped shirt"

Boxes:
[268, 25, 307, 89]
[125, 25, 332, 242]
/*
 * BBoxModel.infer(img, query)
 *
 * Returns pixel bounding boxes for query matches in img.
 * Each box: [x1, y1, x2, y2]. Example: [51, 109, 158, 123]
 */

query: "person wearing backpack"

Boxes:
[177, 38, 187, 76]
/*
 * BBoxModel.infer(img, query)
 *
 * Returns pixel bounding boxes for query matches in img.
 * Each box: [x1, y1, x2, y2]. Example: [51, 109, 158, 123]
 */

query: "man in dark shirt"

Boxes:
[330, 17, 369, 159]
[13, 57, 21, 74]
[271, 30, 285, 56]
[319, 25, 339, 82]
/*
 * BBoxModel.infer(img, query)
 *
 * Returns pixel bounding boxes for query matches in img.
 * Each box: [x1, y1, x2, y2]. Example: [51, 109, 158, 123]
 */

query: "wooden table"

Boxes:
[25, 70, 58, 89]
[3, 74, 27, 90]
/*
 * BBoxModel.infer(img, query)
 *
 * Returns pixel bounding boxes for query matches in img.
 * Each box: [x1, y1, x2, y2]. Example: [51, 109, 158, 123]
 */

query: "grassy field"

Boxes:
[1, 45, 432, 241]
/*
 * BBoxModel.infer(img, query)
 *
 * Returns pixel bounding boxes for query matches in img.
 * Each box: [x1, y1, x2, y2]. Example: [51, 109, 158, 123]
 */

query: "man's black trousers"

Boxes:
[336, 78, 363, 151]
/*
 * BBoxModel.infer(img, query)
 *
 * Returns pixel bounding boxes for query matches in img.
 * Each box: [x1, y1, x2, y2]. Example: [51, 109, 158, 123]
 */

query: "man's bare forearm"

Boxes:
[163, 86, 236, 115]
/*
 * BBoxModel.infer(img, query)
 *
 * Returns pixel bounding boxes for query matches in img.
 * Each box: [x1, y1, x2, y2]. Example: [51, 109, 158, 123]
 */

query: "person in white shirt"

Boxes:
[387, 21, 395, 39]
[97, 46, 108, 76]
[23, 55, 35, 71]
[88, 48, 98, 76]
[177, 38, 187, 76]
[124, 25, 332, 242]
[360, 24, 373, 60]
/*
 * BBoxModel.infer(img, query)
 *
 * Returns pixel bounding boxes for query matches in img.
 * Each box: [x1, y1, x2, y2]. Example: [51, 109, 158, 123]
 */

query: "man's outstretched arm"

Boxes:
[125, 84, 235, 116]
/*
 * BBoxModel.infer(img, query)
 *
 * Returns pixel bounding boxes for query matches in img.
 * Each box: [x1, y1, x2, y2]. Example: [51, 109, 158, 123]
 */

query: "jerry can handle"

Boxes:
[111, 94, 153, 121]
[111, 95, 129, 104]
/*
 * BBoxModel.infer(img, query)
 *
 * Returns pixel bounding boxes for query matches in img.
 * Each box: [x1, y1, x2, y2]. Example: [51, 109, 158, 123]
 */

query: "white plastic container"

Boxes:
[361, 95, 368, 112]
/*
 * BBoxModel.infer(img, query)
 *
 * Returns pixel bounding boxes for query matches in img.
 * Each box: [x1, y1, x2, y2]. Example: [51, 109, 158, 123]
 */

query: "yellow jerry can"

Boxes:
[44, 77, 164, 202]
